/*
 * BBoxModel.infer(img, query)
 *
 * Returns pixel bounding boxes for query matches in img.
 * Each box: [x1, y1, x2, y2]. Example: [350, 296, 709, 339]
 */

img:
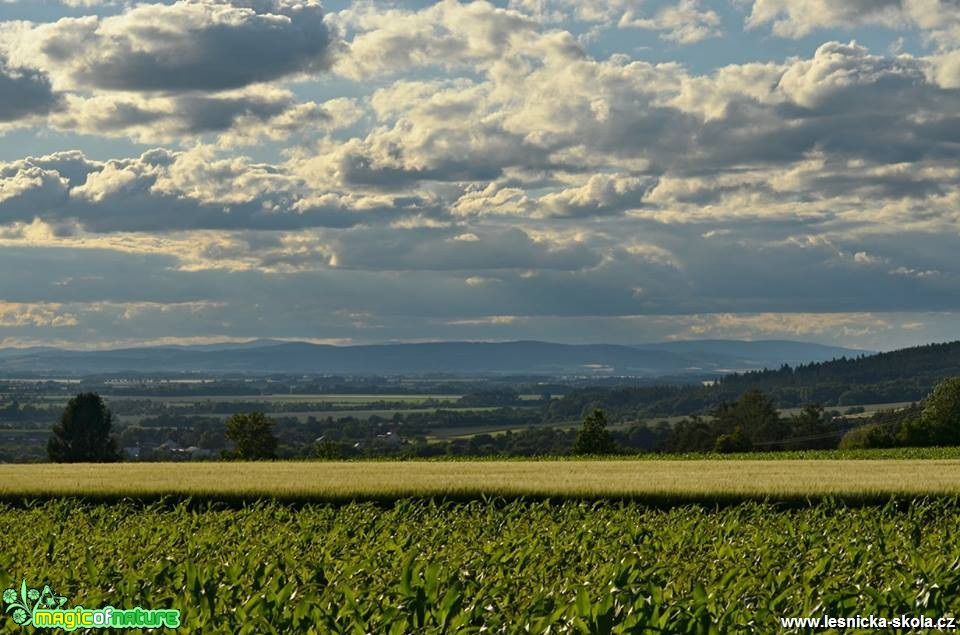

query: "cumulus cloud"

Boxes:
[930, 48, 960, 87]
[537, 173, 650, 217]
[0, 162, 71, 221]
[452, 182, 533, 216]
[745, 0, 960, 47]
[309, 33, 960, 232]
[507, 0, 721, 43]
[619, 0, 722, 43]
[0, 147, 436, 233]
[1, 0, 338, 92]
[297, 43, 686, 192]
[637, 41, 960, 224]
[332, 0, 545, 78]
[774, 41, 924, 107]
[293, 76, 559, 189]
[0, 1, 353, 143]
[745, 0, 906, 38]
[507, 0, 642, 25]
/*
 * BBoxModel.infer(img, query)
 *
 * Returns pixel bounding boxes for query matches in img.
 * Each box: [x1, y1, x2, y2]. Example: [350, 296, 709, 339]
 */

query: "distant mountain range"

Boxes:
[0, 339, 867, 377]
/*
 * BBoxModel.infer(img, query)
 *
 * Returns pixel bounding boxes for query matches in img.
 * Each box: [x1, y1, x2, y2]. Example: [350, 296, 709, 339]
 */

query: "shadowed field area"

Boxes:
[3, 459, 960, 503]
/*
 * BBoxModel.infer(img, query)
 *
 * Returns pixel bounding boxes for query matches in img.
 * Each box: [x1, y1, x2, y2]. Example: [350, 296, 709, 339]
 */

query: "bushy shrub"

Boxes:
[838, 423, 897, 450]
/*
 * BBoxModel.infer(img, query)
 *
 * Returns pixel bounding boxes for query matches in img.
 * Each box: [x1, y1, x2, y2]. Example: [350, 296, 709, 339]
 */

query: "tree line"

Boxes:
[43, 378, 960, 461]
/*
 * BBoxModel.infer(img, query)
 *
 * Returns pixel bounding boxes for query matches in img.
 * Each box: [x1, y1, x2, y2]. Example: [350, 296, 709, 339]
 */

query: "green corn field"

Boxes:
[2, 499, 959, 633]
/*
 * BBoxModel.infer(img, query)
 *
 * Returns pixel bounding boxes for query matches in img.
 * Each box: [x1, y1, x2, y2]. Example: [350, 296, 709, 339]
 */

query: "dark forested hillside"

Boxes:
[720, 341, 960, 389]
[546, 341, 960, 421]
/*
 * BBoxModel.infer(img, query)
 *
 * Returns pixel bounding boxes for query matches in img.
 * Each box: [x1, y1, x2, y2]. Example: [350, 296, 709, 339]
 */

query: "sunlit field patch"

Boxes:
[3, 459, 960, 503]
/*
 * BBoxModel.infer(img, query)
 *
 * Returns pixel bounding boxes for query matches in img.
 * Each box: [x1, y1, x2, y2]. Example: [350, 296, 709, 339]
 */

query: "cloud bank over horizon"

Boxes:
[1, 0, 959, 352]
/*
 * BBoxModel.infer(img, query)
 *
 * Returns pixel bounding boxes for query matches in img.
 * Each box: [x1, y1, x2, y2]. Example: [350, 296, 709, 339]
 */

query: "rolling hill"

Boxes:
[0, 339, 864, 377]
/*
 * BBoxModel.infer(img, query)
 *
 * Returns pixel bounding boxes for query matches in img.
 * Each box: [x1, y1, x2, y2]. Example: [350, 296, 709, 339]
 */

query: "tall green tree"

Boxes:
[785, 404, 835, 450]
[225, 412, 278, 460]
[665, 415, 716, 453]
[713, 390, 788, 448]
[900, 377, 960, 446]
[47, 393, 120, 463]
[573, 408, 616, 455]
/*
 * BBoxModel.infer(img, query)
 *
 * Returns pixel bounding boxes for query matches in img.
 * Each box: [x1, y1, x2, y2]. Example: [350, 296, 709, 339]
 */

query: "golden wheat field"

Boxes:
[2, 459, 960, 502]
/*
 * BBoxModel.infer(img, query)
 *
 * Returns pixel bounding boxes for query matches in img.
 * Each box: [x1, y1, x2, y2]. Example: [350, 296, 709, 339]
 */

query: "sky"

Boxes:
[0, 0, 959, 351]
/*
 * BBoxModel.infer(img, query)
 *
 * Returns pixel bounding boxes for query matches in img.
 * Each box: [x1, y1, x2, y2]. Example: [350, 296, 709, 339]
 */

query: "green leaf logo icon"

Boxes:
[3, 580, 66, 628]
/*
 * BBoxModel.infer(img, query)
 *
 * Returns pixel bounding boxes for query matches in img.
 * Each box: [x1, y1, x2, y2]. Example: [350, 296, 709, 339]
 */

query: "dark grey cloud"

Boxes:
[332, 226, 603, 271]
[0, 221, 958, 349]
[174, 93, 294, 132]
[339, 155, 507, 189]
[0, 59, 61, 122]
[30, 0, 338, 92]
[51, 90, 340, 144]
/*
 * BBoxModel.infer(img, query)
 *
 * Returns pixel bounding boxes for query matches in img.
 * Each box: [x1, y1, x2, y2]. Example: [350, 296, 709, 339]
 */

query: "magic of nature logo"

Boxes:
[3, 580, 180, 631]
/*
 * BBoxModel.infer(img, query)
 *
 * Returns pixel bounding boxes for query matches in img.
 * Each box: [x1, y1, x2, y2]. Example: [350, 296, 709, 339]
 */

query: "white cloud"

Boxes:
[333, 0, 545, 78]
[507, 0, 642, 25]
[745, 0, 905, 38]
[465, 275, 499, 285]
[445, 315, 518, 325]
[745, 0, 960, 47]
[538, 173, 649, 217]
[853, 251, 884, 264]
[619, 0, 722, 43]
[889, 265, 941, 277]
